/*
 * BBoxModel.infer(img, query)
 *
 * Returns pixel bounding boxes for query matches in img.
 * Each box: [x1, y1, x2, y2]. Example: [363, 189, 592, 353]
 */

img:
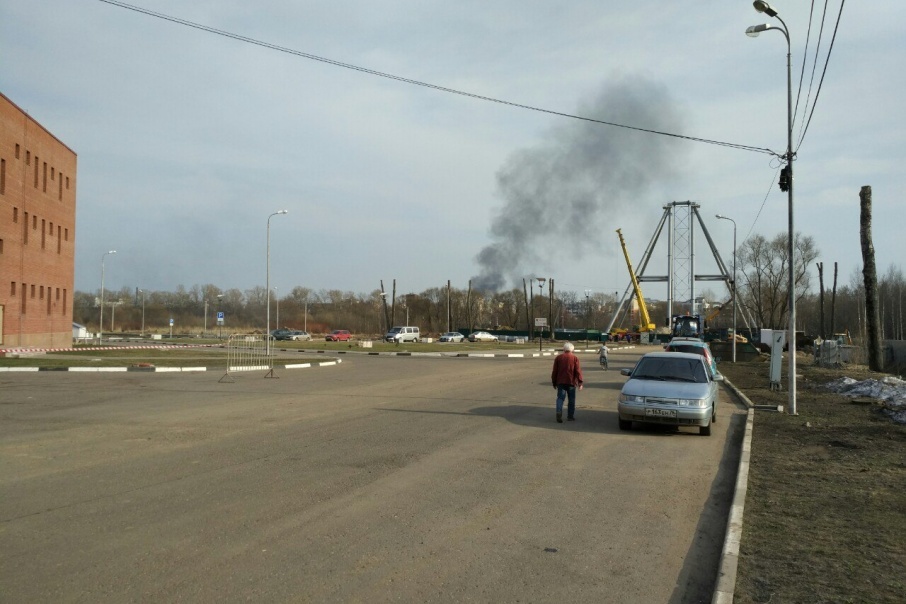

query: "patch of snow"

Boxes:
[824, 376, 906, 424]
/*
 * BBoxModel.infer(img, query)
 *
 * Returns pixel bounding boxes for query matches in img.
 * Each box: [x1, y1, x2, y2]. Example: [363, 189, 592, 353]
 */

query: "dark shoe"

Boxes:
[567, 416, 575, 421]
[556, 412, 563, 423]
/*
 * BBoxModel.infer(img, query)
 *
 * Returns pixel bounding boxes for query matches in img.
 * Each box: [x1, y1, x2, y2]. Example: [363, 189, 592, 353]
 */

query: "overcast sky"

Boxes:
[2, 1, 902, 301]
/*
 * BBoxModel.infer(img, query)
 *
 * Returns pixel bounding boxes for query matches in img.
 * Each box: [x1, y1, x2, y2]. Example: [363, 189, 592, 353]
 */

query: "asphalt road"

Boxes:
[1, 349, 747, 603]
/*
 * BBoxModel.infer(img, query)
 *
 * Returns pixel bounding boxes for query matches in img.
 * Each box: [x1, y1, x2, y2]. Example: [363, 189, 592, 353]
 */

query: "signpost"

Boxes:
[217, 311, 225, 339]
[535, 317, 547, 352]
[169, 317, 174, 339]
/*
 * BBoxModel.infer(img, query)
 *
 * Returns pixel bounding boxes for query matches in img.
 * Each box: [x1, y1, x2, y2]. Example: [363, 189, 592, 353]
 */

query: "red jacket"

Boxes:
[551, 351, 584, 387]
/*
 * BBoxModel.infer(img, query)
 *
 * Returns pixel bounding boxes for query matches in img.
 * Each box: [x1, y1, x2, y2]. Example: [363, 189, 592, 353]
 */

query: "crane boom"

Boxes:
[616, 228, 656, 332]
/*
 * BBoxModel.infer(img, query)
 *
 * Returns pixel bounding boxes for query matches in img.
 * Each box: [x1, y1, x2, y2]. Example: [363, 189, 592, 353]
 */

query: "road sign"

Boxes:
[217, 312, 224, 319]
[169, 318, 174, 326]
[534, 317, 548, 327]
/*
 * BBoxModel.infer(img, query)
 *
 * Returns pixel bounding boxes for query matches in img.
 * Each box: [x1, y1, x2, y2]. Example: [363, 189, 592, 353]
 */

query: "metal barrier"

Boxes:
[219, 334, 276, 382]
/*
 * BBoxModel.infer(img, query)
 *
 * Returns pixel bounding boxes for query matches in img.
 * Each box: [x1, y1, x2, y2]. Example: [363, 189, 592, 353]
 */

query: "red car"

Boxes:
[325, 329, 352, 342]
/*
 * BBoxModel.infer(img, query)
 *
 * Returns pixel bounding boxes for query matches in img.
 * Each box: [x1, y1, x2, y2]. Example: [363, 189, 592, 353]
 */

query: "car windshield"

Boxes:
[632, 357, 708, 383]
[388, 327, 402, 334]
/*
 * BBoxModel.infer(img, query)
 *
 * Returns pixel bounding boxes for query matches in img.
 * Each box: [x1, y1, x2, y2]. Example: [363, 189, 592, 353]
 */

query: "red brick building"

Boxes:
[0, 92, 77, 349]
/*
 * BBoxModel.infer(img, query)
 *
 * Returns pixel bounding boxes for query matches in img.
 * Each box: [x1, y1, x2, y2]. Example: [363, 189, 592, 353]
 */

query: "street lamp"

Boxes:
[203, 297, 208, 337]
[747, 0, 797, 414]
[217, 294, 224, 339]
[274, 287, 279, 330]
[716, 215, 738, 363]
[139, 289, 145, 337]
[266, 210, 288, 355]
[585, 289, 592, 343]
[536, 277, 547, 351]
[99, 250, 116, 344]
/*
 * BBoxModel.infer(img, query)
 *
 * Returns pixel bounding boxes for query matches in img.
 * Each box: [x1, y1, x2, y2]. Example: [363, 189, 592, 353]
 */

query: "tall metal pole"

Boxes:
[716, 215, 737, 362]
[266, 210, 288, 355]
[274, 287, 279, 330]
[203, 298, 207, 336]
[749, 1, 796, 413]
[140, 289, 145, 337]
[99, 250, 116, 344]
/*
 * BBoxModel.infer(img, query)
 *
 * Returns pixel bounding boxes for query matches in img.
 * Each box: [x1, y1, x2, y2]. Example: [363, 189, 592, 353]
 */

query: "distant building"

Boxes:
[0, 92, 77, 348]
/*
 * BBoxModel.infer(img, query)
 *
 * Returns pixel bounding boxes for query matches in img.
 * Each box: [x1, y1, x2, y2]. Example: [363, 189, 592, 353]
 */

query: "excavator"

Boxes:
[616, 229, 656, 333]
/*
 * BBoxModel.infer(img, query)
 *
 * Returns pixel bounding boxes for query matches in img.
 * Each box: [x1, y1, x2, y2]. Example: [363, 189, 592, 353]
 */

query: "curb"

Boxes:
[711, 378, 755, 604]
[0, 358, 343, 373]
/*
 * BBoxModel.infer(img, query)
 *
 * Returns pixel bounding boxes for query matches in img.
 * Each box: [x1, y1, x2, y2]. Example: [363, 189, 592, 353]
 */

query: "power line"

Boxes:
[98, 0, 775, 156]
[797, 0, 846, 151]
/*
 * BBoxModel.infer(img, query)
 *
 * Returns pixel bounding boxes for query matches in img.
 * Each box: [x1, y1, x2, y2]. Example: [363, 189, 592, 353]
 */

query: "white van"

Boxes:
[385, 326, 420, 343]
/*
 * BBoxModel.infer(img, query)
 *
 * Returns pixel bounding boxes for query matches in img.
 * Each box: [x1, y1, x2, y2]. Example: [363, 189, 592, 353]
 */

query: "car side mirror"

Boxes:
[713, 373, 724, 382]
[620, 368, 632, 377]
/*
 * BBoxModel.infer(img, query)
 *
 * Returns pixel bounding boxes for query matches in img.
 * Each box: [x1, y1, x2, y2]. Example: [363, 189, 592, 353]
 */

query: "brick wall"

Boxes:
[0, 92, 77, 348]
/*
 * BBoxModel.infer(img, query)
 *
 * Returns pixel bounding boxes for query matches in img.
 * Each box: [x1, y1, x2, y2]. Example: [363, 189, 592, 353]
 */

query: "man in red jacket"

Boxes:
[551, 341, 584, 423]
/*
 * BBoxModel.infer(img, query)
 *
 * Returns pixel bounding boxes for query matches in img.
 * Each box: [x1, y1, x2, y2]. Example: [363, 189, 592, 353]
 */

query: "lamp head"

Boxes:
[753, 1, 778, 17]
[277, 209, 288, 215]
[108, 250, 117, 254]
[746, 24, 772, 37]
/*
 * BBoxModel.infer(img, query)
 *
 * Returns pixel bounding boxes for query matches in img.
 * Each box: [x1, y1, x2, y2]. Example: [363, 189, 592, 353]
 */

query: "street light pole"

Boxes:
[537, 277, 547, 352]
[139, 289, 145, 337]
[266, 210, 288, 355]
[748, 0, 796, 414]
[585, 289, 592, 343]
[203, 298, 208, 337]
[217, 294, 223, 340]
[99, 250, 116, 344]
[716, 215, 738, 362]
[274, 287, 279, 330]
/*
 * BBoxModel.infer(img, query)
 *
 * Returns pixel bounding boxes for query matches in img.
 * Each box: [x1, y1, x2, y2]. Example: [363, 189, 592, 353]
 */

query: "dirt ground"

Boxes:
[719, 354, 905, 604]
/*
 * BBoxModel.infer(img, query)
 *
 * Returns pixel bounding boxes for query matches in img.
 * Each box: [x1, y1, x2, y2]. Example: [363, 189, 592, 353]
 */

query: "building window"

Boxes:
[31, 284, 36, 298]
[15, 144, 21, 159]
[34, 156, 38, 187]
[64, 228, 68, 241]
[21, 284, 26, 313]
[26, 150, 30, 165]
[59, 177, 63, 200]
[23, 212, 28, 243]
[0, 238, 3, 254]
[66, 176, 69, 189]
[56, 287, 60, 300]
[47, 294, 51, 315]
[41, 219, 46, 249]
[43, 161, 47, 192]
[1, 158, 5, 194]
[63, 289, 67, 312]
[57, 226, 61, 254]
[51, 167, 55, 180]
[33, 215, 37, 229]
[13, 207, 18, 222]
[40, 285, 44, 299]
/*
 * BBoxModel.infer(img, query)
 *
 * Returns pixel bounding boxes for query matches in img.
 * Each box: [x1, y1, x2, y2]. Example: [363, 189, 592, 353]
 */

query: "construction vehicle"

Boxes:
[616, 229, 656, 332]
[671, 314, 703, 338]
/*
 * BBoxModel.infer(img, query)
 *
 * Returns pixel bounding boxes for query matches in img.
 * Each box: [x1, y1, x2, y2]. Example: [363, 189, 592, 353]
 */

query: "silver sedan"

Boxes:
[618, 351, 722, 436]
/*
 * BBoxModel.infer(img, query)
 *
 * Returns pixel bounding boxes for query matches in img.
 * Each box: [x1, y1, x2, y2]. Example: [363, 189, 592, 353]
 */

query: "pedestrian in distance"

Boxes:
[598, 343, 609, 370]
[551, 341, 584, 423]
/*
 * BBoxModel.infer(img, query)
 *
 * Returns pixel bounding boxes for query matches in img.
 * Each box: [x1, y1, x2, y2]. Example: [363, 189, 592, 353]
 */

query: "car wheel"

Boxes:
[711, 404, 717, 424]
[618, 418, 631, 431]
[700, 422, 712, 436]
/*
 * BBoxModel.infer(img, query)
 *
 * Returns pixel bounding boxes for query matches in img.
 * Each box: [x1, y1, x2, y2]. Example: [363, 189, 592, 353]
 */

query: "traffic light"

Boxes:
[778, 166, 790, 192]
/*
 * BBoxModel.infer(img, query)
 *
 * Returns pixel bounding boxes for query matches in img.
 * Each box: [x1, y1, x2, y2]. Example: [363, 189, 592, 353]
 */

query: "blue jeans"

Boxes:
[555, 385, 576, 418]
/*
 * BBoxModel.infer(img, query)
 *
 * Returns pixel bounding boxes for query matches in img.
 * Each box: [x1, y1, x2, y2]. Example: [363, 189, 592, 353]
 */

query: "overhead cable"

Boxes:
[98, 0, 775, 156]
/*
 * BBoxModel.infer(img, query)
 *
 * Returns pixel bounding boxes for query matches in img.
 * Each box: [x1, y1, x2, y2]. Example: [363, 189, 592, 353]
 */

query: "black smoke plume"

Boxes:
[472, 76, 686, 292]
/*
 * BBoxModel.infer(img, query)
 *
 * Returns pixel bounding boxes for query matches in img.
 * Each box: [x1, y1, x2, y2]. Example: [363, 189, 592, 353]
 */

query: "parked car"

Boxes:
[617, 351, 722, 436]
[385, 326, 420, 343]
[326, 329, 352, 342]
[468, 331, 498, 342]
[273, 329, 312, 341]
[271, 328, 292, 340]
[289, 330, 312, 341]
[664, 337, 720, 378]
[439, 332, 465, 343]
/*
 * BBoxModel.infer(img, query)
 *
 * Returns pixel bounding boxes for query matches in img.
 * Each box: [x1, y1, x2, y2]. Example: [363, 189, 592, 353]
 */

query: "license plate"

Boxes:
[645, 408, 677, 418]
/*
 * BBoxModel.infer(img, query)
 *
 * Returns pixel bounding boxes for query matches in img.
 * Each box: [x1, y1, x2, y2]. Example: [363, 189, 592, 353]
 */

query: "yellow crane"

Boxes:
[616, 228, 656, 332]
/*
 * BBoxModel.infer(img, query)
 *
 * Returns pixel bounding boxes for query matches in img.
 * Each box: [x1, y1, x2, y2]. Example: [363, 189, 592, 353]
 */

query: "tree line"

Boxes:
[73, 231, 904, 343]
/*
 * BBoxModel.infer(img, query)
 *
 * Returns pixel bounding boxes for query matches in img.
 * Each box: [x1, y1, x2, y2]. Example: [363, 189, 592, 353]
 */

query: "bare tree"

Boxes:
[860, 186, 883, 370]
[737, 232, 819, 329]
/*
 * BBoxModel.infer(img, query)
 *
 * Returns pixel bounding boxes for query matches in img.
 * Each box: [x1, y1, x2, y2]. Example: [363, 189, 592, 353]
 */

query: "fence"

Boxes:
[219, 334, 275, 382]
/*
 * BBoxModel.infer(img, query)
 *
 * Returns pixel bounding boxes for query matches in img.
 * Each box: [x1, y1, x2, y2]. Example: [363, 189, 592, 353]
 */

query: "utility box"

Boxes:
[769, 331, 785, 390]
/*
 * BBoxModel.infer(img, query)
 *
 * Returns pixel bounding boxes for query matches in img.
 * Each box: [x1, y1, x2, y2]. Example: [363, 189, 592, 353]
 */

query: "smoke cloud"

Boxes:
[472, 75, 686, 291]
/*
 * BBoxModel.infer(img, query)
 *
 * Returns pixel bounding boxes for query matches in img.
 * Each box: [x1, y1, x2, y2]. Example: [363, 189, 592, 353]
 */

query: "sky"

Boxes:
[2, 0, 903, 302]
